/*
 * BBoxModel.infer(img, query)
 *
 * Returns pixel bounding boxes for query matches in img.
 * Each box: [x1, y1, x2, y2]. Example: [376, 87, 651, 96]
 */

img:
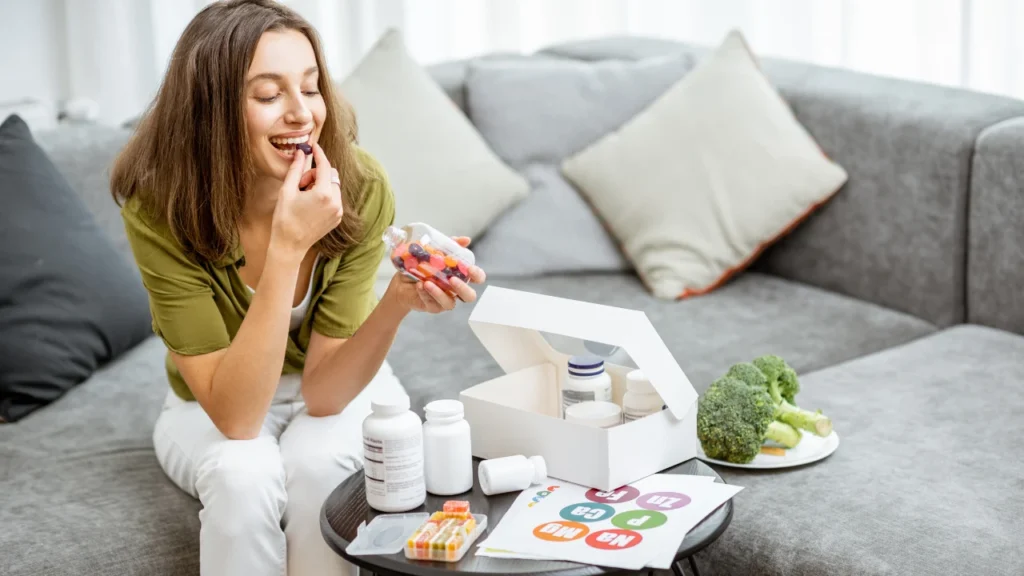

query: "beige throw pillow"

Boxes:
[338, 29, 529, 276]
[561, 30, 848, 299]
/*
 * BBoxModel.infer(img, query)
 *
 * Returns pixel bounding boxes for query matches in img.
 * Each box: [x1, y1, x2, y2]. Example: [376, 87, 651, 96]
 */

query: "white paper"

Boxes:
[477, 474, 736, 570]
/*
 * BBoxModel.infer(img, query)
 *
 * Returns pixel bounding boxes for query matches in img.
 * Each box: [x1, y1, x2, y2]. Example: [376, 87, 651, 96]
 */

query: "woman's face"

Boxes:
[244, 29, 326, 182]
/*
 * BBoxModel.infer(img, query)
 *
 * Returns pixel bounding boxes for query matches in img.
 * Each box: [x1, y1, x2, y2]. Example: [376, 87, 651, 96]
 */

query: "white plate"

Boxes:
[697, 430, 840, 469]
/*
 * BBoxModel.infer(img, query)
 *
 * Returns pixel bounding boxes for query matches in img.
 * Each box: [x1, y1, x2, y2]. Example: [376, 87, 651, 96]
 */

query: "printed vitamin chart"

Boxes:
[476, 474, 742, 570]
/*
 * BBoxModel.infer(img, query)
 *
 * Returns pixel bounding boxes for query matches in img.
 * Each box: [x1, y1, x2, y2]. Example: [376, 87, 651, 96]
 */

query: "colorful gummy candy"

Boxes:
[405, 501, 477, 561]
[389, 240, 471, 296]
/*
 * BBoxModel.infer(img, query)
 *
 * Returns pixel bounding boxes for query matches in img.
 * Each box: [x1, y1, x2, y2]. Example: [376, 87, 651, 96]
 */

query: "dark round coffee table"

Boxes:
[320, 458, 731, 576]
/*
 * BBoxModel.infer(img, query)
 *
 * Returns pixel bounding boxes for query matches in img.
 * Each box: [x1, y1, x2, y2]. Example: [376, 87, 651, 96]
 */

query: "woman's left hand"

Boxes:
[388, 237, 486, 314]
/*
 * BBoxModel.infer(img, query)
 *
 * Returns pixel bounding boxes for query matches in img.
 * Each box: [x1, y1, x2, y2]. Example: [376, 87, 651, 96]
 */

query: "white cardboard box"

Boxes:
[459, 286, 698, 491]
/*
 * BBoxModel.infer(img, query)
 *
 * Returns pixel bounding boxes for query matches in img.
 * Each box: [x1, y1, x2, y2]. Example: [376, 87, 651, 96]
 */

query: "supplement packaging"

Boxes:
[622, 369, 666, 422]
[561, 356, 612, 417]
[565, 400, 622, 428]
[362, 393, 426, 512]
[404, 501, 487, 562]
[383, 222, 476, 297]
[422, 399, 473, 496]
[478, 454, 547, 496]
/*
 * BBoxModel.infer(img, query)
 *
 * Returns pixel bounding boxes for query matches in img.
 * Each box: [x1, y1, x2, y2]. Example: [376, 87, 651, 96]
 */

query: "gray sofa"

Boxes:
[4, 36, 1024, 576]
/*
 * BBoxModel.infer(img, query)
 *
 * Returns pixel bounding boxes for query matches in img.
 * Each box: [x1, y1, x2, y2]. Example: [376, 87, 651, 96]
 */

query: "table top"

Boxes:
[320, 458, 732, 576]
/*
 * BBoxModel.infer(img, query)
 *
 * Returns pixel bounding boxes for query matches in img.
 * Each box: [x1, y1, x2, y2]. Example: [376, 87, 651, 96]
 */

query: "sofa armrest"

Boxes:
[967, 118, 1024, 335]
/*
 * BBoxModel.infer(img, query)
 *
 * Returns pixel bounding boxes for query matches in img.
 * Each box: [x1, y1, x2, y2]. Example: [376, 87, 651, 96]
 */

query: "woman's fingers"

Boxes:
[467, 265, 486, 284]
[449, 277, 477, 303]
[298, 168, 316, 191]
[453, 236, 471, 247]
[312, 142, 331, 180]
[423, 281, 456, 311]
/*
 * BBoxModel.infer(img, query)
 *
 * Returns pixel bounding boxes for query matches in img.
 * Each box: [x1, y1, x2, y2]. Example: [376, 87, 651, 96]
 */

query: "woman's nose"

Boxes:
[285, 95, 312, 124]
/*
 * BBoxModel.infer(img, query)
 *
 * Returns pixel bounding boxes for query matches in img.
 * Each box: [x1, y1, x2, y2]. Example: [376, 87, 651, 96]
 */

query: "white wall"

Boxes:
[0, 0, 66, 130]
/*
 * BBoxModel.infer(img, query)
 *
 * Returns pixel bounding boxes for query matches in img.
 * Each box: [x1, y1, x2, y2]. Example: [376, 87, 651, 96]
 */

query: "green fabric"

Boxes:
[121, 147, 395, 401]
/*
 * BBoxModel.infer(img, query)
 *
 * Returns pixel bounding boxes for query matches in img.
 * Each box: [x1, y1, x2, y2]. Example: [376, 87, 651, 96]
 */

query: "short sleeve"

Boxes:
[121, 200, 231, 355]
[312, 152, 396, 339]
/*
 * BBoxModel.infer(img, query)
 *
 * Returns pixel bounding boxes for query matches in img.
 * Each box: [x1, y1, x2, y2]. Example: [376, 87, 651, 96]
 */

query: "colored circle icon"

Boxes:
[585, 528, 643, 550]
[610, 509, 668, 530]
[636, 491, 692, 511]
[533, 520, 589, 542]
[559, 502, 616, 523]
[527, 486, 559, 508]
[585, 485, 641, 504]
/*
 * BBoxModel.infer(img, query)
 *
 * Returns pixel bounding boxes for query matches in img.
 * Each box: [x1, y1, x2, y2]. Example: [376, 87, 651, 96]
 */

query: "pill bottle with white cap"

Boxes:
[478, 455, 547, 496]
[561, 355, 612, 417]
[362, 393, 426, 512]
[422, 399, 473, 496]
[622, 369, 665, 422]
[565, 400, 622, 428]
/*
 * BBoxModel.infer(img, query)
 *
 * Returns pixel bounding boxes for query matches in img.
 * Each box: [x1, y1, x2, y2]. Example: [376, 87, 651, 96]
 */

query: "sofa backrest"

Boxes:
[33, 123, 135, 265]
[431, 36, 1024, 328]
[967, 118, 1024, 335]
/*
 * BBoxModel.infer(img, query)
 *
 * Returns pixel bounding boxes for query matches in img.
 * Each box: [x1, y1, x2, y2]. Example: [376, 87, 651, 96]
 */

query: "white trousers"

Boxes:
[153, 361, 405, 576]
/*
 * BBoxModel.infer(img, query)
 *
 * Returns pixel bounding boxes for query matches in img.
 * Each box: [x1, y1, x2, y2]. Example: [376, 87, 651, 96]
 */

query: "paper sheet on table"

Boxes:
[477, 474, 730, 569]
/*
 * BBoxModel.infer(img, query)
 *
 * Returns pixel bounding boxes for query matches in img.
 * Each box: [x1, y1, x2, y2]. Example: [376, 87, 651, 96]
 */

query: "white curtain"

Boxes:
[49, 0, 1024, 127]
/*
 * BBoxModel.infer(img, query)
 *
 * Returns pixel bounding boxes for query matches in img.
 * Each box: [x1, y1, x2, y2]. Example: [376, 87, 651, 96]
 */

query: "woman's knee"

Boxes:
[195, 437, 287, 535]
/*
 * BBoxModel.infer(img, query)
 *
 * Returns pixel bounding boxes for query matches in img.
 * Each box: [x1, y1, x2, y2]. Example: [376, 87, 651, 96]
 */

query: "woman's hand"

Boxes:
[269, 143, 342, 263]
[388, 237, 486, 314]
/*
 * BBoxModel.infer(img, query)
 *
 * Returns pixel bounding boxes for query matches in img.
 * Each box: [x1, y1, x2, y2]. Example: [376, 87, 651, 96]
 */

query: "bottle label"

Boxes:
[623, 405, 665, 422]
[363, 433, 424, 503]
[561, 388, 612, 415]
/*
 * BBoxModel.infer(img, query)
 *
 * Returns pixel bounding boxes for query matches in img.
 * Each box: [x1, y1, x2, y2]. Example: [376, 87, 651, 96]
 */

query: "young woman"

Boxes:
[110, 1, 484, 575]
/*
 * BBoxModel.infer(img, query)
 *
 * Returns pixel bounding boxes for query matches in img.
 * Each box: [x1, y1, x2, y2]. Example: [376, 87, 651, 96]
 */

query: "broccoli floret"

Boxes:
[752, 354, 800, 404]
[697, 376, 801, 464]
[725, 362, 768, 389]
[752, 355, 832, 437]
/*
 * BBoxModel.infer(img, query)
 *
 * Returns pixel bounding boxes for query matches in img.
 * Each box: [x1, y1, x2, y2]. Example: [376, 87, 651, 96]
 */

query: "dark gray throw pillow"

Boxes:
[0, 115, 152, 423]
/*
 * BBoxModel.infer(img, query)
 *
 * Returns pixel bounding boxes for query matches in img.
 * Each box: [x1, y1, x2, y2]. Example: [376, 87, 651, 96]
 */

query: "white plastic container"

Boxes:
[478, 455, 547, 496]
[561, 355, 612, 417]
[362, 393, 426, 512]
[383, 222, 476, 298]
[622, 369, 666, 422]
[422, 399, 473, 496]
[565, 401, 622, 428]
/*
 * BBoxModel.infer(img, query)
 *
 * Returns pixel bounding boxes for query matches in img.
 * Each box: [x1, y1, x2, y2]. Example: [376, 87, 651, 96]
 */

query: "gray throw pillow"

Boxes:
[0, 115, 152, 423]
[465, 54, 697, 277]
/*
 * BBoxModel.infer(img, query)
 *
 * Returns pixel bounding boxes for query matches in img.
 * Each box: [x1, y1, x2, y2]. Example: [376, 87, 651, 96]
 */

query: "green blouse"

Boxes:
[121, 146, 395, 401]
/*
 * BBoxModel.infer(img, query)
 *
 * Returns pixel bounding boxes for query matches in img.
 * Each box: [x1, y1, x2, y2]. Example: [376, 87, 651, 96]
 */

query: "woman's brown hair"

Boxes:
[111, 0, 365, 262]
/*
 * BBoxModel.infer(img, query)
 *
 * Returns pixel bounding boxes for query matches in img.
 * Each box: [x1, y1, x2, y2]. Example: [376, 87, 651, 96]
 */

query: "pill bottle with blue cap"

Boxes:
[561, 355, 612, 418]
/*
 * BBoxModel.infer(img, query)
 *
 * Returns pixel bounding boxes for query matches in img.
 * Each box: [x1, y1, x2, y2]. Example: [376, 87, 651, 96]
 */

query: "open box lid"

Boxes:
[467, 286, 697, 418]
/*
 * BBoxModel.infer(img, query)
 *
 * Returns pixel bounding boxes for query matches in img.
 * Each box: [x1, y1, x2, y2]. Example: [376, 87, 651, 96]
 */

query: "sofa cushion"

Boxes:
[561, 31, 848, 300]
[0, 115, 152, 423]
[337, 29, 529, 255]
[0, 337, 199, 576]
[699, 324, 1024, 576]
[464, 53, 696, 276]
[967, 117, 1024, 335]
[386, 271, 935, 415]
[540, 36, 1024, 326]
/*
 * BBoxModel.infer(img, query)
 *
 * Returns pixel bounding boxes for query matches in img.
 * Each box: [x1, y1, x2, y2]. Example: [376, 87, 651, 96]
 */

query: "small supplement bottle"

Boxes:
[382, 222, 476, 297]
[622, 369, 665, 422]
[422, 399, 473, 496]
[478, 455, 547, 496]
[362, 393, 426, 512]
[565, 400, 622, 428]
[561, 356, 612, 417]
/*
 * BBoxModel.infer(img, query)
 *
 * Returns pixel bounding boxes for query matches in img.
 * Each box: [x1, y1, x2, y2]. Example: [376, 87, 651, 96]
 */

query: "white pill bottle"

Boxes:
[561, 355, 612, 417]
[422, 399, 473, 496]
[362, 394, 426, 512]
[622, 369, 665, 422]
